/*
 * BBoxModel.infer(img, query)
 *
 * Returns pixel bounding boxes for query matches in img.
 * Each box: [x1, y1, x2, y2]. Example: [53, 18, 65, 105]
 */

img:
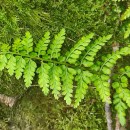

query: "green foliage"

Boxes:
[65, 33, 94, 64]
[112, 66, 130, 125]
[35, 32, 50, 57]
[37, 62, 50, 95]
[81, 35, 112, 67]
[1, 27, 130, 126]
[121, 6, 130, 21]
[0, 29, 113, 106]
[48, 28, 65, 59]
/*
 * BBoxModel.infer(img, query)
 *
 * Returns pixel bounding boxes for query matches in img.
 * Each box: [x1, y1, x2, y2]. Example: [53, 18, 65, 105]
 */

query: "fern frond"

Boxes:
[48, 28, 65, 59]
[23, 58, 37, 87]
[37, 62, 50, 95]
[15, 56, 26, 79]
[0, 43, 10, 52]
[35, 31, 50, 57]
[6, 54, 16, 76]
[61, 65, 76, 105]
[12, 38, 22, 52]
[49, 64, 62, 99]
[124, 24, 130, 39]
[113, 94, 127, 126]
[65, 33, 94, 64]
[21, 31, 33, 55]
[74, 70, 93, 108]
[121, 6, 130, 21]
[81, 35, 112, 67]
[0, 54, 7, 71]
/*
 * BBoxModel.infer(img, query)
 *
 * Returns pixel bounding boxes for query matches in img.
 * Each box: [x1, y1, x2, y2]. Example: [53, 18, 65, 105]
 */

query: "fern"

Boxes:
[112, 66, 130, 125]
[121, 6, 130, 21]
[6, 54, 16, 76]
[0, 54, 7, 71]
[48, 28, 65, 59]
[37, 62, 50, 95]
[61, 65, 76, 105]
[94, 46, 130, 103]
[81, 35, 112, 67]
[49, 64, 62, 99]
[65, 33, 94, 64]
[21, 31, 33, 55]
[74, 70, 93, 108]
[15, 56, 26, 79]
[23, 58, 37, 87]
[35, 31, 50, 57]
[1, 28, 130, 122]
[124, 24, 130, 39]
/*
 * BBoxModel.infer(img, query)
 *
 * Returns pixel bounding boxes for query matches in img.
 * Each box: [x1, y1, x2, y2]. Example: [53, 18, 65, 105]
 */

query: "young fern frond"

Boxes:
[61, 65, 76, 105]
[81, 35, 112, 67]
[121, 6, 130, 21]
[35, 31, 50, 57]
[65, 33, 94, 64]
[37, 62, 50, 95]
[49, 64, 62, 99]
[48, 28, 65, 59]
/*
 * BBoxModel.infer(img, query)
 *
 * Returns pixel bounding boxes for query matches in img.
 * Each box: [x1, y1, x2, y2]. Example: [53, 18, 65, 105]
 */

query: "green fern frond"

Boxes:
[121, 6, 130, 21]
[23, 58, 37, 87]
[74, 70, 93, 108]
[12, 38, 22, 52]
[48, 28, 65, 59]
[0, 54, 7, 71]
[15, 56, 26, 79]
[37, 62, 50, 95]
[21, 31, 33, 55]
[65, 33, 94, 64]
[124, 24, 130, 39]
[49, 64, 62, 99]
[81, 35, 112, 67]
[0, 43, 10, 52]
[6, 54, 16, 76]
[35, 31, 50, 57]
[113, 94, 127, 126]
[61, 65, 76, 105]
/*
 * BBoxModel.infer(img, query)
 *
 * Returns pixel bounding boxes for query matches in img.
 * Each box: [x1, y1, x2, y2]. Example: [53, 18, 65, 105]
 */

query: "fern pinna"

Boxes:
[1, 28, 130, 125]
